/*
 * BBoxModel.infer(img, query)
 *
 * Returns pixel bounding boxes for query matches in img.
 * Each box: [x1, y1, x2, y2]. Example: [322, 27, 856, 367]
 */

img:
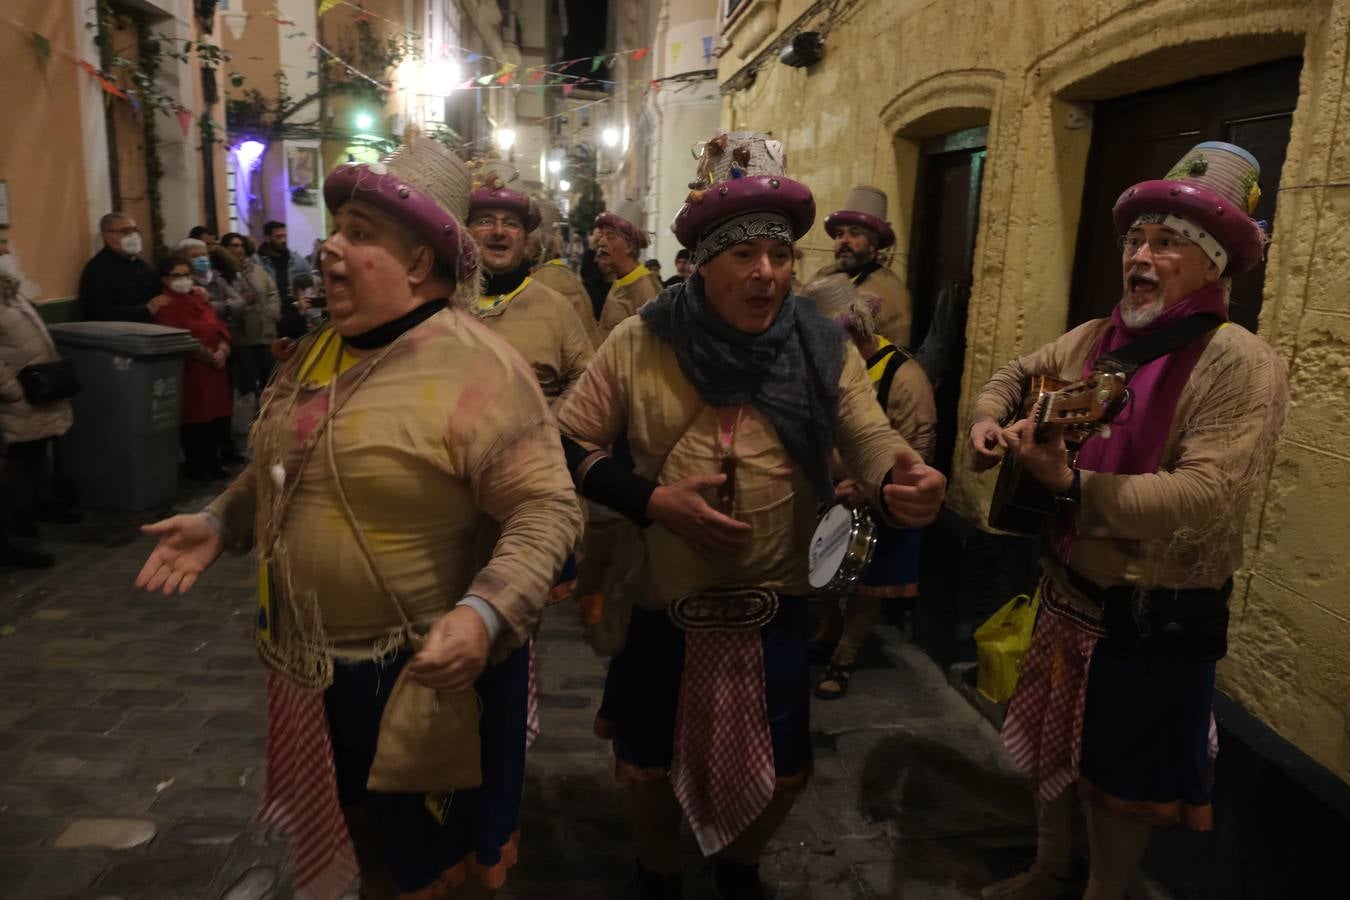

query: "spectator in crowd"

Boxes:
[277, 272, 318, 339]
[663, 248, 692, 287]
[176, 238, 244, 327]
[0, 228, 80, 568]
[188, 226, 219, 252]
[218, 233, 281, 402]
[581, 225, 613, 320]
[78, 213, 164, 322]
[306, 237, 325, 270]
[150, 255, 233, 480]
[256, 220, 311, 313]
[644, 258, 662, 280]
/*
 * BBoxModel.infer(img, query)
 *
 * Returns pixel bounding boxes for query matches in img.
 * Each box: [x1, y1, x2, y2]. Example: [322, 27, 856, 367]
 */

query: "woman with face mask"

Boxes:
[151, 254, 233, 480]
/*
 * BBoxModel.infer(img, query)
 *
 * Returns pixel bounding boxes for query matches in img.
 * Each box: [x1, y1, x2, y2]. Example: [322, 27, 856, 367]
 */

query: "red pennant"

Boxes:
[632, 47, 650, 61]
[529, 68, 545, 83]
[496, 70, 514, 84]
[562, 83, 575, 97]
[176, 106, 194, 137]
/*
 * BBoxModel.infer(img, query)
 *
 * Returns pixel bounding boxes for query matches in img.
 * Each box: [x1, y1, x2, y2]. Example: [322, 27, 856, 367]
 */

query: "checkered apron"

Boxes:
[257, 673, 359, 900]
[669, 630, 777, 856]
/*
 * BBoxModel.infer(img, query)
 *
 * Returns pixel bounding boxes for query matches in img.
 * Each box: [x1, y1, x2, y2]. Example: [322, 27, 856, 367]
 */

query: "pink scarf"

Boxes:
[1075, 281, 1227, 476]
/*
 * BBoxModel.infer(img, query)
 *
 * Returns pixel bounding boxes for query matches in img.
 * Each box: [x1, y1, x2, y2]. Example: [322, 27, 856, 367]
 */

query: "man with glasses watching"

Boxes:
[79, 213, 165, 321]
[971, 142, 1289, 900]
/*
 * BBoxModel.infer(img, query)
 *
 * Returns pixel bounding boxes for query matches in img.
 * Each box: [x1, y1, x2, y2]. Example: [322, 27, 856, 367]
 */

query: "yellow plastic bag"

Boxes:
[974, 590, 1039, 703]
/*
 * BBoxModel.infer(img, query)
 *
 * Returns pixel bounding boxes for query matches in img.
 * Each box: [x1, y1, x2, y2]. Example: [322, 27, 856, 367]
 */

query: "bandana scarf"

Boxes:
[640, 272, 845, 500]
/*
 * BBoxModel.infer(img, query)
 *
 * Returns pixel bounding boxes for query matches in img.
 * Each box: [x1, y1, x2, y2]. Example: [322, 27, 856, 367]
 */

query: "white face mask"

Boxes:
[0, 255, 18, 280]
[121, 233, 143, 255]
[169, 277, 193, 295]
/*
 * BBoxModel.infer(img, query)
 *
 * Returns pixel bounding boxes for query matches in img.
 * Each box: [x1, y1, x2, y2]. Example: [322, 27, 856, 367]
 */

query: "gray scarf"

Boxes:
[640, 272, 845, 500]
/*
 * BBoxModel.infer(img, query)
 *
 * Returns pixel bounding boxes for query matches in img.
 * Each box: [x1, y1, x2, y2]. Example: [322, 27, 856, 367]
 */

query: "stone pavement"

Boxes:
[0, 483, 1040, 899]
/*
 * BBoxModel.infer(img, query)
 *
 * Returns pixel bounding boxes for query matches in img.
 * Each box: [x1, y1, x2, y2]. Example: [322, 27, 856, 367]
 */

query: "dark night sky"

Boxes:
[561, 0, 610, 81]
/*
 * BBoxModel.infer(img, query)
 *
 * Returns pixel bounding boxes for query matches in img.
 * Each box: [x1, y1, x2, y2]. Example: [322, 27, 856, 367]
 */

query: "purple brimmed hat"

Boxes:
[468, 160, 542, 232]
[1113, 141, 1265, 275]
[595, 199, 649, 250]
[824, 185, 895, 250]
[671, 131, 815, 265]
[324, 131, 476, 282]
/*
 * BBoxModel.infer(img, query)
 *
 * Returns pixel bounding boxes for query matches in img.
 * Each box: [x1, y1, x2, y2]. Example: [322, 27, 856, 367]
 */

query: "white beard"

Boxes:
[1120, 298, 1163, 329]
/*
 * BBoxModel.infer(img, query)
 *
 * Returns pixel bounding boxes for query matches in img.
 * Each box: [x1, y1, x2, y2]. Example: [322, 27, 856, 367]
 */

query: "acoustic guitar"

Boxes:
[987, 371, 1129, 533]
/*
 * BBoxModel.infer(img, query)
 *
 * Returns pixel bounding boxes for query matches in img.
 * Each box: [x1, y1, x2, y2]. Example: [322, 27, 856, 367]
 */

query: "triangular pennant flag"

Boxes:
[650, 79, 660, 94]
[176, 106, 194, 137]
[477, 73, 494, 85]
[128, 93, 142, 116]
[529, 68, 545, 83]
[703, 36, 714, 63]
[562, 83, 575, 97]
[590, 55, 603, 72]
[632, 47, 650, 61]
[496, 63, 517, 84]
[467, 52, 481, 63]
[670, 41, 682, 63]
[318, 0, 342, 15]
[31, 31, 52, 65]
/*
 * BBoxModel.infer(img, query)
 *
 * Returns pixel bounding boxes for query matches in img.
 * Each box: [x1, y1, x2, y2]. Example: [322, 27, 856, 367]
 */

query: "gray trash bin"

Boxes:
[49, 322, 200, 511]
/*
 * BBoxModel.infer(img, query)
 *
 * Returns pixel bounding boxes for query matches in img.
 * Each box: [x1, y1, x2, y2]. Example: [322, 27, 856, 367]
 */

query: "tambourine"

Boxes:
[807, 504, 877, 593]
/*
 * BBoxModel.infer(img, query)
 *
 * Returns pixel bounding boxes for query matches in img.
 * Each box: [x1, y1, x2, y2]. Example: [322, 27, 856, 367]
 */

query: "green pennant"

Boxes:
[590, 55, 603, 72]
[31, 31, 52, 65]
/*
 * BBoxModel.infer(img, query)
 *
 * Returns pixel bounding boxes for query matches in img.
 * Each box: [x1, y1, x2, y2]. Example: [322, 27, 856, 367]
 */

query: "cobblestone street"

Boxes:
[0, 484, 1038, 899]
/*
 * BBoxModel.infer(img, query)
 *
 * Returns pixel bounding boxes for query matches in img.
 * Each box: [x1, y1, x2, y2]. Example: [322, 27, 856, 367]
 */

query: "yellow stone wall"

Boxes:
[719, 0, 1350, 783]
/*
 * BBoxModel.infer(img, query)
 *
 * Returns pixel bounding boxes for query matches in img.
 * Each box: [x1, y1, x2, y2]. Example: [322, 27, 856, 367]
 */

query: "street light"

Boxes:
[495, 128, 516, 151]
[547, 158, 563, 174]
[601, 127, 620, 148]
[558, 179, 571, 192]
[353, 111, 375, 131]
[423, 57, 461, 94]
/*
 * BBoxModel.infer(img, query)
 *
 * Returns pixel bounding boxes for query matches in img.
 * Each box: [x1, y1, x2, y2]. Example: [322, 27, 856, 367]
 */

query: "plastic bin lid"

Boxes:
[49, 321, 200, 356]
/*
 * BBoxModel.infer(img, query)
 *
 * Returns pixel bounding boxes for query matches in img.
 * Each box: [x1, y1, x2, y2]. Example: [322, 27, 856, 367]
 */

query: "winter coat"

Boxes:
[0, 274, 74, 444]
[226, 259, 281, 345]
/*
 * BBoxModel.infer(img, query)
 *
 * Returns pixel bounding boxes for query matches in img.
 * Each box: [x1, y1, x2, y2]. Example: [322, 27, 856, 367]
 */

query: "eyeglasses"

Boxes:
[469, 215, 525, 233]
[1118, 233, 1195, 258]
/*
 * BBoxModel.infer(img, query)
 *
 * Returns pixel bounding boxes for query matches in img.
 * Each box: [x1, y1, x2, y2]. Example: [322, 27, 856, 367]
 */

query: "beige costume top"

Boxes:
[873, 342, 937, 463]
[206, 308, 583, 664]
[530, 259, 599, 347]
[597, 264, 663, 339]
[812, 262, 912, 348]
[475, 277, 594, 406]
[972, 318, 1286, 592]
[555, 317, 910, 607]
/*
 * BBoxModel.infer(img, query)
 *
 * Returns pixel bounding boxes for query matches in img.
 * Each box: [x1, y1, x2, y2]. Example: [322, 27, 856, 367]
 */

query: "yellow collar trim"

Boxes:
[545, 258, 565, 267]
[865, 336, 895, 385]
[477, 276, 533, 313]
[613, 264, 650, 289]
[298, 329, 361, 386]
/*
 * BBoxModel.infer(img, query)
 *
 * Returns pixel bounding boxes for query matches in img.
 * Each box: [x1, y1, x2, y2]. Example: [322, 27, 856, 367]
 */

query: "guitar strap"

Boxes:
[867, 343, 916, 410]
[1092, 312, 1226, 377]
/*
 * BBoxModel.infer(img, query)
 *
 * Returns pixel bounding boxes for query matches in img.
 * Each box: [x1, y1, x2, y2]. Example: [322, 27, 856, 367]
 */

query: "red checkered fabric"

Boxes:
[670, 630, 776, 856]
[257, 673, 359, 900]
[526, 639, 541, 749]
[1001, 608, 1100, 803]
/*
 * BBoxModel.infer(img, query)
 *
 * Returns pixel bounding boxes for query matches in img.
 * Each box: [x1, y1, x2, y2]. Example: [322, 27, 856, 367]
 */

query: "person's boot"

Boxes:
[623, 862, 681, 900]
[712, 859, 766, 900]
[0, 543, 55, 569]
[980, 864, 1079, 900]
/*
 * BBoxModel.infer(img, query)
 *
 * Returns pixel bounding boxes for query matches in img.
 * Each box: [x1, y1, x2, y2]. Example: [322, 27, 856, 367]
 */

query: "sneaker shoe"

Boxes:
[712, 859, 766, 900]
[623, 863, 682, 900]
[980, 864, 1077, 900]
[0, 544, 55, 569]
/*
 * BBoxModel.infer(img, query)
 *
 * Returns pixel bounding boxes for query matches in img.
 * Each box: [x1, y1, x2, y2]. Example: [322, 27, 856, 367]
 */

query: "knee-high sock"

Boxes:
[1035, 788, 1075, 880]
[813, 597, 844, 647]
[721, 785, 800, 865]
[1084, 802, 1151, 900]
[624, 779, 683, 874]
[342, 806, 399, 900]
[832, 595, 882, 667]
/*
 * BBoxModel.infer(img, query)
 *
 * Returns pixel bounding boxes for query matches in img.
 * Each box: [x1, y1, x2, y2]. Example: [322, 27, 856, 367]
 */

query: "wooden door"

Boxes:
[907, 127, 987, 476]
[1070, 58, 1302, 331]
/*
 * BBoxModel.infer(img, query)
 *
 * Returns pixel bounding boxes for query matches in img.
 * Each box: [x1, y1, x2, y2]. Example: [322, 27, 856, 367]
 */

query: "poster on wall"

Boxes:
[287, 147, 319, 206]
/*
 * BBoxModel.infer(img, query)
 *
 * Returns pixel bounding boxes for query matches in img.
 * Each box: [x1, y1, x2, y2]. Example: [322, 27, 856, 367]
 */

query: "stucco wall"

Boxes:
[0, 0, 92, 302]
[720, 0, 1350, 783]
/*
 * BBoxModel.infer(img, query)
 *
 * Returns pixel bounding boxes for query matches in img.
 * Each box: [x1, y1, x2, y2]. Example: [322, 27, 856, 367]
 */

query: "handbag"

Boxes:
[324, 415, 483, 795]
[18, 359, 82, 405]
[973, 590, 1039, 703]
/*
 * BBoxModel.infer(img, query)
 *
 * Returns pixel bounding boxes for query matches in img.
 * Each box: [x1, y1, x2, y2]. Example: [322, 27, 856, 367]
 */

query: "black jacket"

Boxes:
[78, 247, 158, 322]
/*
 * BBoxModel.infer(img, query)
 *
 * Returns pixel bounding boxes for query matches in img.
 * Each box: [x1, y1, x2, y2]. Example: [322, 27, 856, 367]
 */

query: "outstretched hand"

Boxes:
[135, 514, 225, 595]
[882, 449, 946, 527]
